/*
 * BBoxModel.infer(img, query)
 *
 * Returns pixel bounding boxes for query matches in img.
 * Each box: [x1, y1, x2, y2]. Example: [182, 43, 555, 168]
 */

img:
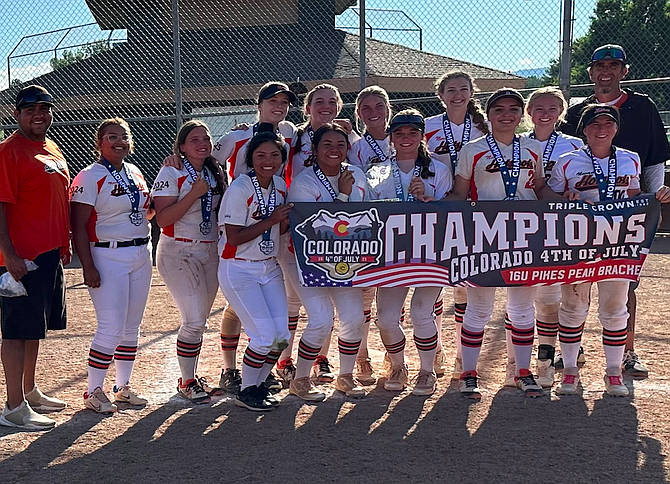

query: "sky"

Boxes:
[0, 0, 599, 89]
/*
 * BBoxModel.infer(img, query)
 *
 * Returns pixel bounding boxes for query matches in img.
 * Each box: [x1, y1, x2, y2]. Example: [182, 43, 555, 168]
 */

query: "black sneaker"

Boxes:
[235, 385, 274, 412]
[255, 385, 280, 407]
[554, 346, 585, 371]
[264, 372, 282, 394]
[219, 368, 241, 395]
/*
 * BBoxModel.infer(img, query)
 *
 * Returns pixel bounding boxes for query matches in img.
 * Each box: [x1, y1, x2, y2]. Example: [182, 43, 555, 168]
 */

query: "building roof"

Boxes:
[0, 29, 523, 117]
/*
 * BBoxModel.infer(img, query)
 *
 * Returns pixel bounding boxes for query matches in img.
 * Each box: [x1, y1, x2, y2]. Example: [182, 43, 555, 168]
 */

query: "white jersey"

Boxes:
[70, 162, 151, 242]
[218, 174, 287, 260]
[349, 134, 391, 173]
[425, 113, 488, 171]
[366, 157, 453, 201]
[151, 165, 222, 242]
[456, 135, 543, 201]
[212, 121, 297, 184]
[520, 131, 583, 182]
[287, 162, 370, 203]
[291, 127, 360, 184]
[549, 146, 641, 202]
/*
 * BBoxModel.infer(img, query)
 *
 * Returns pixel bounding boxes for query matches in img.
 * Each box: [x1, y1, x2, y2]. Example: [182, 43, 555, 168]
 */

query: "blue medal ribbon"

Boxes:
[442, 113, 471, 174]
[313, 164, 345, 201]
[99, 157, 143, 226]
[247, 170, 277, 254]
[529, 130, 558, 171]
[391, 158, 421, 202]
[485, 134, 521, 200]
[585, 146, 617, 201]
[364, 132, 389, 164]
[182, 159, 213, 235]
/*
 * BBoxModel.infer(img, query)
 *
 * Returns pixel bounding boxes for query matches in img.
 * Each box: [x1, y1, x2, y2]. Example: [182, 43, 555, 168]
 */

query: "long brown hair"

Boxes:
[174, 120, 225, 193]
[390, 108, 434, 180]
[434, 70, 489, 135]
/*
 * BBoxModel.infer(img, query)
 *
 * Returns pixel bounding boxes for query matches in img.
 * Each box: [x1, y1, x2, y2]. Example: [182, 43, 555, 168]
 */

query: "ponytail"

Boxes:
[417, 141, 435, 180]
[467, 99, 489, 135]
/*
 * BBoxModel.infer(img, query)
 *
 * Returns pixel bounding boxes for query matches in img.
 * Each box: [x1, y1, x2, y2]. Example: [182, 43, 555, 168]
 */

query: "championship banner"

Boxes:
[289, 195, 661, 288]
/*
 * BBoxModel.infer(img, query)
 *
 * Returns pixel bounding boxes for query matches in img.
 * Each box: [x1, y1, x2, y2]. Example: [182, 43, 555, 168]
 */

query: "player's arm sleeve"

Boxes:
[455, 143, 474, 181]
[287, 178, 318, 203]
[548, 157, 567, 194]
[642, 163, 664, 193]
[433, 160, 453, 198]
[352, 166, 371, 201]
[69, 170, 97, 206]
[220, 183, 248, 227]
[151, 167, 180, 197]
[0, 152, 18, 204]
[212, 134, 235, 166]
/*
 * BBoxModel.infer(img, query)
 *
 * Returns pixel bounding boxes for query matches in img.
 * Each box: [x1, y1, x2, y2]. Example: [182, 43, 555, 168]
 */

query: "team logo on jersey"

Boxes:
[110, 184, 128, 197]
[294, 208, 384, 281]
[36, 154, 67, 175]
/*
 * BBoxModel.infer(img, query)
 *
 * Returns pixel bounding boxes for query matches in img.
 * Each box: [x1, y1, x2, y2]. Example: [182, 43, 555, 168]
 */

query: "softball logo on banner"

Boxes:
[289, 195, 661, 288]
[294, 208, 384, 282]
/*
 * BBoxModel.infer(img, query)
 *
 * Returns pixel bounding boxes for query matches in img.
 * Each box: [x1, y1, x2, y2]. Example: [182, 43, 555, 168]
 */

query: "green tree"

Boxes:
[9, 78, 23, 89]
[547, 0, 670, 83]
[50, 40, 111, 71]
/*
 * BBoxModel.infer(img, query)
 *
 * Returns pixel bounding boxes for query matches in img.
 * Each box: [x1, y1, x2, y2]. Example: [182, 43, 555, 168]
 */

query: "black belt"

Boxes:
[94, 237, 150, 248]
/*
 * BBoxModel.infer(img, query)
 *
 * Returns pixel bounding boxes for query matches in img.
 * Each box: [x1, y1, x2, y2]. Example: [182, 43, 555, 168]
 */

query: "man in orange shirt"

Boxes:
[0, 85, 71, 430]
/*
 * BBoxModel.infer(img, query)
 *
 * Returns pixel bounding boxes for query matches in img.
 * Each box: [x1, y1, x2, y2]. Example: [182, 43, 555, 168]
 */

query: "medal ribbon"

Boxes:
[442, 113, 471, 173]
[585, 146, 617, 201]
[391, 158, 421, 201]
[247, 170, 277, 241]
[530, 131, 558, 170]
[485, 134, 521, 200]
[313, 164, 345, 201]
[99, 157, 142, 223]
[363, 132, 389, 164]
[183, 159, 213, 227]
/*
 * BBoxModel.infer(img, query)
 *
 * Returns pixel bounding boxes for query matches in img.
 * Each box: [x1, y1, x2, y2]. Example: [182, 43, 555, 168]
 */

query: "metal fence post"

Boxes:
[172, 0, 183, 127]
[359, 0, 366, 91]
[558, 0, 574, 102]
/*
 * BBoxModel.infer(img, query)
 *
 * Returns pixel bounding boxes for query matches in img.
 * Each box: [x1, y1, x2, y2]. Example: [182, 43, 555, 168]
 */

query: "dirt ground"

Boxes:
[1, 239, 670, 483]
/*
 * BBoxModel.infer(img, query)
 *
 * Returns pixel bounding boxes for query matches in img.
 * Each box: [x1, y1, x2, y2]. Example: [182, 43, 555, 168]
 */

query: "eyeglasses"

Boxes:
[592, 47, 626, 62]
[102, 133, 132, 143]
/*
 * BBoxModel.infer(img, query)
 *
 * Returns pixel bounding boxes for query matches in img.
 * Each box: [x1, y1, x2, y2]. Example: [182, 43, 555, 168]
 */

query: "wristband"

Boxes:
[336, 192, 349, 202]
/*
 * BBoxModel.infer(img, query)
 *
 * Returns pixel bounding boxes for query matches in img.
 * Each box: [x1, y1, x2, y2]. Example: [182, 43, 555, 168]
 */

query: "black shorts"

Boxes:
[1, 249, 66, 340]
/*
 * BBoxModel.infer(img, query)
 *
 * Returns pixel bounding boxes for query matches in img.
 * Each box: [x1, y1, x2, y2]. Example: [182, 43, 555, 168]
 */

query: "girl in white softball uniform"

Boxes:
[287, 123, 370, 401]
[367, 109, 452, 396]
[275, 84, 361, 388]
[217, 130, 293, 412]
[153, 121, 225, 405]
[425, 70, 490, 380]
[449, 89, 560, 400]
[71, 118, 152, 413]
[519, 87, 583, 388]
[549, 103, 670, 396]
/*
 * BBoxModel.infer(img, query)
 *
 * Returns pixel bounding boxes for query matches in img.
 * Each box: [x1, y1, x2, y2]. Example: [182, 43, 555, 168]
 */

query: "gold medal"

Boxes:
[335, 262, 349, 275]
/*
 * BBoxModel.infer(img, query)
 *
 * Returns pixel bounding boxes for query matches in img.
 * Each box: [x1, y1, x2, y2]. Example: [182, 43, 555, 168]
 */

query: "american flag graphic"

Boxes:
[351, 263, 452, 287]
[302, 271, 352, 288]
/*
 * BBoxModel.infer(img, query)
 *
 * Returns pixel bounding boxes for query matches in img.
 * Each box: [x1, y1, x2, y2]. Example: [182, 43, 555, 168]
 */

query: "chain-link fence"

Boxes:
[1, 0, 669, 182]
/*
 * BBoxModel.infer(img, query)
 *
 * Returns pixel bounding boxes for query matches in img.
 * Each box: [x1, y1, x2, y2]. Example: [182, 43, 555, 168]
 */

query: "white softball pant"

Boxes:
[156, 237, 219, 342]
[559, 281, 630, 330]
[535, 285, 561, 323]
[88, 244, 152, 350]
[278, 256, 303, 318]
[464, 286, 536, 331]
[218, 258, 290, 355]
[376, 286, 442, 335]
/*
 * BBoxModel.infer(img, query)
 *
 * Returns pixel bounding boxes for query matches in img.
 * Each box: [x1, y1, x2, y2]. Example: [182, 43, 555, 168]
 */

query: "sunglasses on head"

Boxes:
[592, 48, 625, 62]
[17, 93, 54, 107]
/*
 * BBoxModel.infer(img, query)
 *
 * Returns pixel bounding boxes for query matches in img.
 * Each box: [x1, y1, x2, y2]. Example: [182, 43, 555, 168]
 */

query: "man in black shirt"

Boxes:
[561, 44, 670, 378]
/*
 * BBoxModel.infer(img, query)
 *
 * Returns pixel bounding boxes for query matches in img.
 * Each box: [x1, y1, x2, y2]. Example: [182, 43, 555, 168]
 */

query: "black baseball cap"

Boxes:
[577, 104, 620, 134]
[485, 88, 525, 114]
[257, 82, 297, 104]
[590, 44, 627, 65]
[15, 85, 54, 110]
[389, 112, 425, 133]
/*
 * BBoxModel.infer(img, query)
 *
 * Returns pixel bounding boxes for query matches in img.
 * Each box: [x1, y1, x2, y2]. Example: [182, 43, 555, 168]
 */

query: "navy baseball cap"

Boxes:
[257, 82, 297, 104]
[15, 85, 54, 110]
[590, 44, 627, 65]
[577, 104, 620, 134]
[389, 112, 425, 133]
[485, 88, 525, 114]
